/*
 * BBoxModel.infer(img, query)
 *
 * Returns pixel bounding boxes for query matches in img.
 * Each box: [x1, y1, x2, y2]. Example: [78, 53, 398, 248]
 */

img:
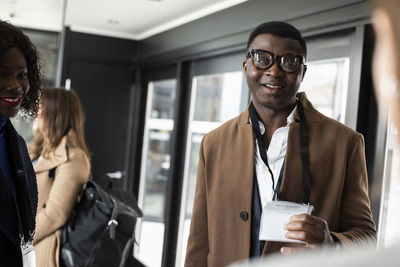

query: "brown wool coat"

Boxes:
[31, 135, 90, 267]
[184, 92, 376, 267]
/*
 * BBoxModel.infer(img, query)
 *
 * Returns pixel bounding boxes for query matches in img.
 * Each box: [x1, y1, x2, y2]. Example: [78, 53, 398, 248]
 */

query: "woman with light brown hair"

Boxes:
[29, 87, 90, 267]
[372, 0, 400, 132]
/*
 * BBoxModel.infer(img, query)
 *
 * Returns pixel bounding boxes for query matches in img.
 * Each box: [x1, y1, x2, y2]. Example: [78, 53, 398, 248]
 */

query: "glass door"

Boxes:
[175, 52, 249, 267]
[135, 78, 177, 267]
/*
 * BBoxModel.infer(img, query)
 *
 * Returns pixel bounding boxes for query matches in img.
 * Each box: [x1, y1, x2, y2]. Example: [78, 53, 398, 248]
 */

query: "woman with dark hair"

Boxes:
[29, 88, 90, 267]
[0, 20, 42, 266]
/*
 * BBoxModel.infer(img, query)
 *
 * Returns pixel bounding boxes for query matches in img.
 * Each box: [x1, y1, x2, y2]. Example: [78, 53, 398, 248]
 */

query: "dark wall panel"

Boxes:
[59, 29, 138, 187]
[69, 60, 133, 181]
[62, 30, 137, 63]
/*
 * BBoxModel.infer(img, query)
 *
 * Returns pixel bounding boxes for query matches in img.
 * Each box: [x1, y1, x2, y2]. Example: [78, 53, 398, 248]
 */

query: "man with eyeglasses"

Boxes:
[184, 21, 376, 267]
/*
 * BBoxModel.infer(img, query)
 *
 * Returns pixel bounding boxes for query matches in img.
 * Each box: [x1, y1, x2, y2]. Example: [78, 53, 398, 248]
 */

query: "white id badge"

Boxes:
[259, 200, 313, 243]
[21, 242, 36, 267]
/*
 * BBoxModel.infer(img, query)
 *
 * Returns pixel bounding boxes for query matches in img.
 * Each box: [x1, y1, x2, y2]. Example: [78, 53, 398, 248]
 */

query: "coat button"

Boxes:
[240, 211, 248, 221]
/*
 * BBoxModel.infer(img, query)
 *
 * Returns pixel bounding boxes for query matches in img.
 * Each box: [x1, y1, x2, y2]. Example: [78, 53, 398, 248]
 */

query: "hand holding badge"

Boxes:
[259, 201, 314, 243]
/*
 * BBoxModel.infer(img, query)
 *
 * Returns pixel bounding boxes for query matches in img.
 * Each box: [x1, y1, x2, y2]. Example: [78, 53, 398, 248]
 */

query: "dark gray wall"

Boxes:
[58, 28, 138, 187]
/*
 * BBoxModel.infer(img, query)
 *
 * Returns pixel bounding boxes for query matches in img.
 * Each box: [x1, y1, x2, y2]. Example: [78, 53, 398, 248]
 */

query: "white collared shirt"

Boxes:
[252, 106, 297, 209]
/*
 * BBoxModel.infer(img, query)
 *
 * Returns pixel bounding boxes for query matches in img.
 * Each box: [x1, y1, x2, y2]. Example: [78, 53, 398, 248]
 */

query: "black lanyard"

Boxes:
[249, 100, 311, 204]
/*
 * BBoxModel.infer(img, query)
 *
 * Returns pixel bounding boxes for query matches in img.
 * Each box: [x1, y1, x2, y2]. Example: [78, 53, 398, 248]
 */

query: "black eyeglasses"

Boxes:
[247, 49, 305, 73]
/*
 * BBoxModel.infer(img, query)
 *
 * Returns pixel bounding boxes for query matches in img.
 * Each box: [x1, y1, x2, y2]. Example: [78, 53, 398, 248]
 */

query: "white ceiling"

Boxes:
[0, 0, 247, 40]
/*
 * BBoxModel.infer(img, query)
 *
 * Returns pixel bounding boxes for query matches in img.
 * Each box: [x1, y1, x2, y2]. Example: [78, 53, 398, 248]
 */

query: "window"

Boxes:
[135, 79, 177, 267]
[300, 57, 350, 123]
[176, 71, 246, 267]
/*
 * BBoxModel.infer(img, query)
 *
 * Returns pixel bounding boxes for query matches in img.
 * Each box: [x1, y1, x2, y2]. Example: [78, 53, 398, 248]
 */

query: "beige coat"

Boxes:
[31, 135, 90, 267]
[185, 92, 376, 267]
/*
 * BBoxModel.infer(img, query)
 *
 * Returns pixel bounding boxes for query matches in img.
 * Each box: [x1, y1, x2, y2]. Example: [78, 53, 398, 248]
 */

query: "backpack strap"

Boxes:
[105, 188, 139, 267]
[119, 237, 134, 267]
[108, 196, 119, 239]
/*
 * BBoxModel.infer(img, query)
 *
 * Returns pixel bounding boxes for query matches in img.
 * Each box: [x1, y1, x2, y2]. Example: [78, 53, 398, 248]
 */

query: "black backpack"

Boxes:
[50, 171, 143, 267]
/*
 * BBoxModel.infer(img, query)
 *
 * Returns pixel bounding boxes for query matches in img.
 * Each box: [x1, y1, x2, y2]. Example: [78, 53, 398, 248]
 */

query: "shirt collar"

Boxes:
[287, 105, 297, 124]
[249, 105, 297, 135]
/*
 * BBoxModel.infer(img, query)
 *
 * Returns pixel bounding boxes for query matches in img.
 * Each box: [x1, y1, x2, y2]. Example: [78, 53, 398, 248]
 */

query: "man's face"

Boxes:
[243, 33, 306, 111]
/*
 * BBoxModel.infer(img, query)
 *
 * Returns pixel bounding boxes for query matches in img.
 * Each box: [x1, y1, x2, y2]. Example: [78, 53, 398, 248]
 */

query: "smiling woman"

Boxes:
[0, 19, 42, 267]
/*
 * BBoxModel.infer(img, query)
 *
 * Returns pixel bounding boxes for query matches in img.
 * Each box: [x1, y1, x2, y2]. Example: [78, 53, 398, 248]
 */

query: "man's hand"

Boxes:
[281, 214, 333, 255]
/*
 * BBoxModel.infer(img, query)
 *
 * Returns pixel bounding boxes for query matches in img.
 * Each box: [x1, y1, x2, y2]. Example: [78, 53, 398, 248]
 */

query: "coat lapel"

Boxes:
[279, 123, 303, 203]
[235, 109, 255, 258]
[236, 108, 255, 209]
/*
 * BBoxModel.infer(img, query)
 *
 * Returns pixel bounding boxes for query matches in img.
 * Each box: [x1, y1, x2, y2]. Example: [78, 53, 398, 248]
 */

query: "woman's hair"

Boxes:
[0, 20, 43, 117]
[374, 0, 400, 79]
[30, 88, 90, 158]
